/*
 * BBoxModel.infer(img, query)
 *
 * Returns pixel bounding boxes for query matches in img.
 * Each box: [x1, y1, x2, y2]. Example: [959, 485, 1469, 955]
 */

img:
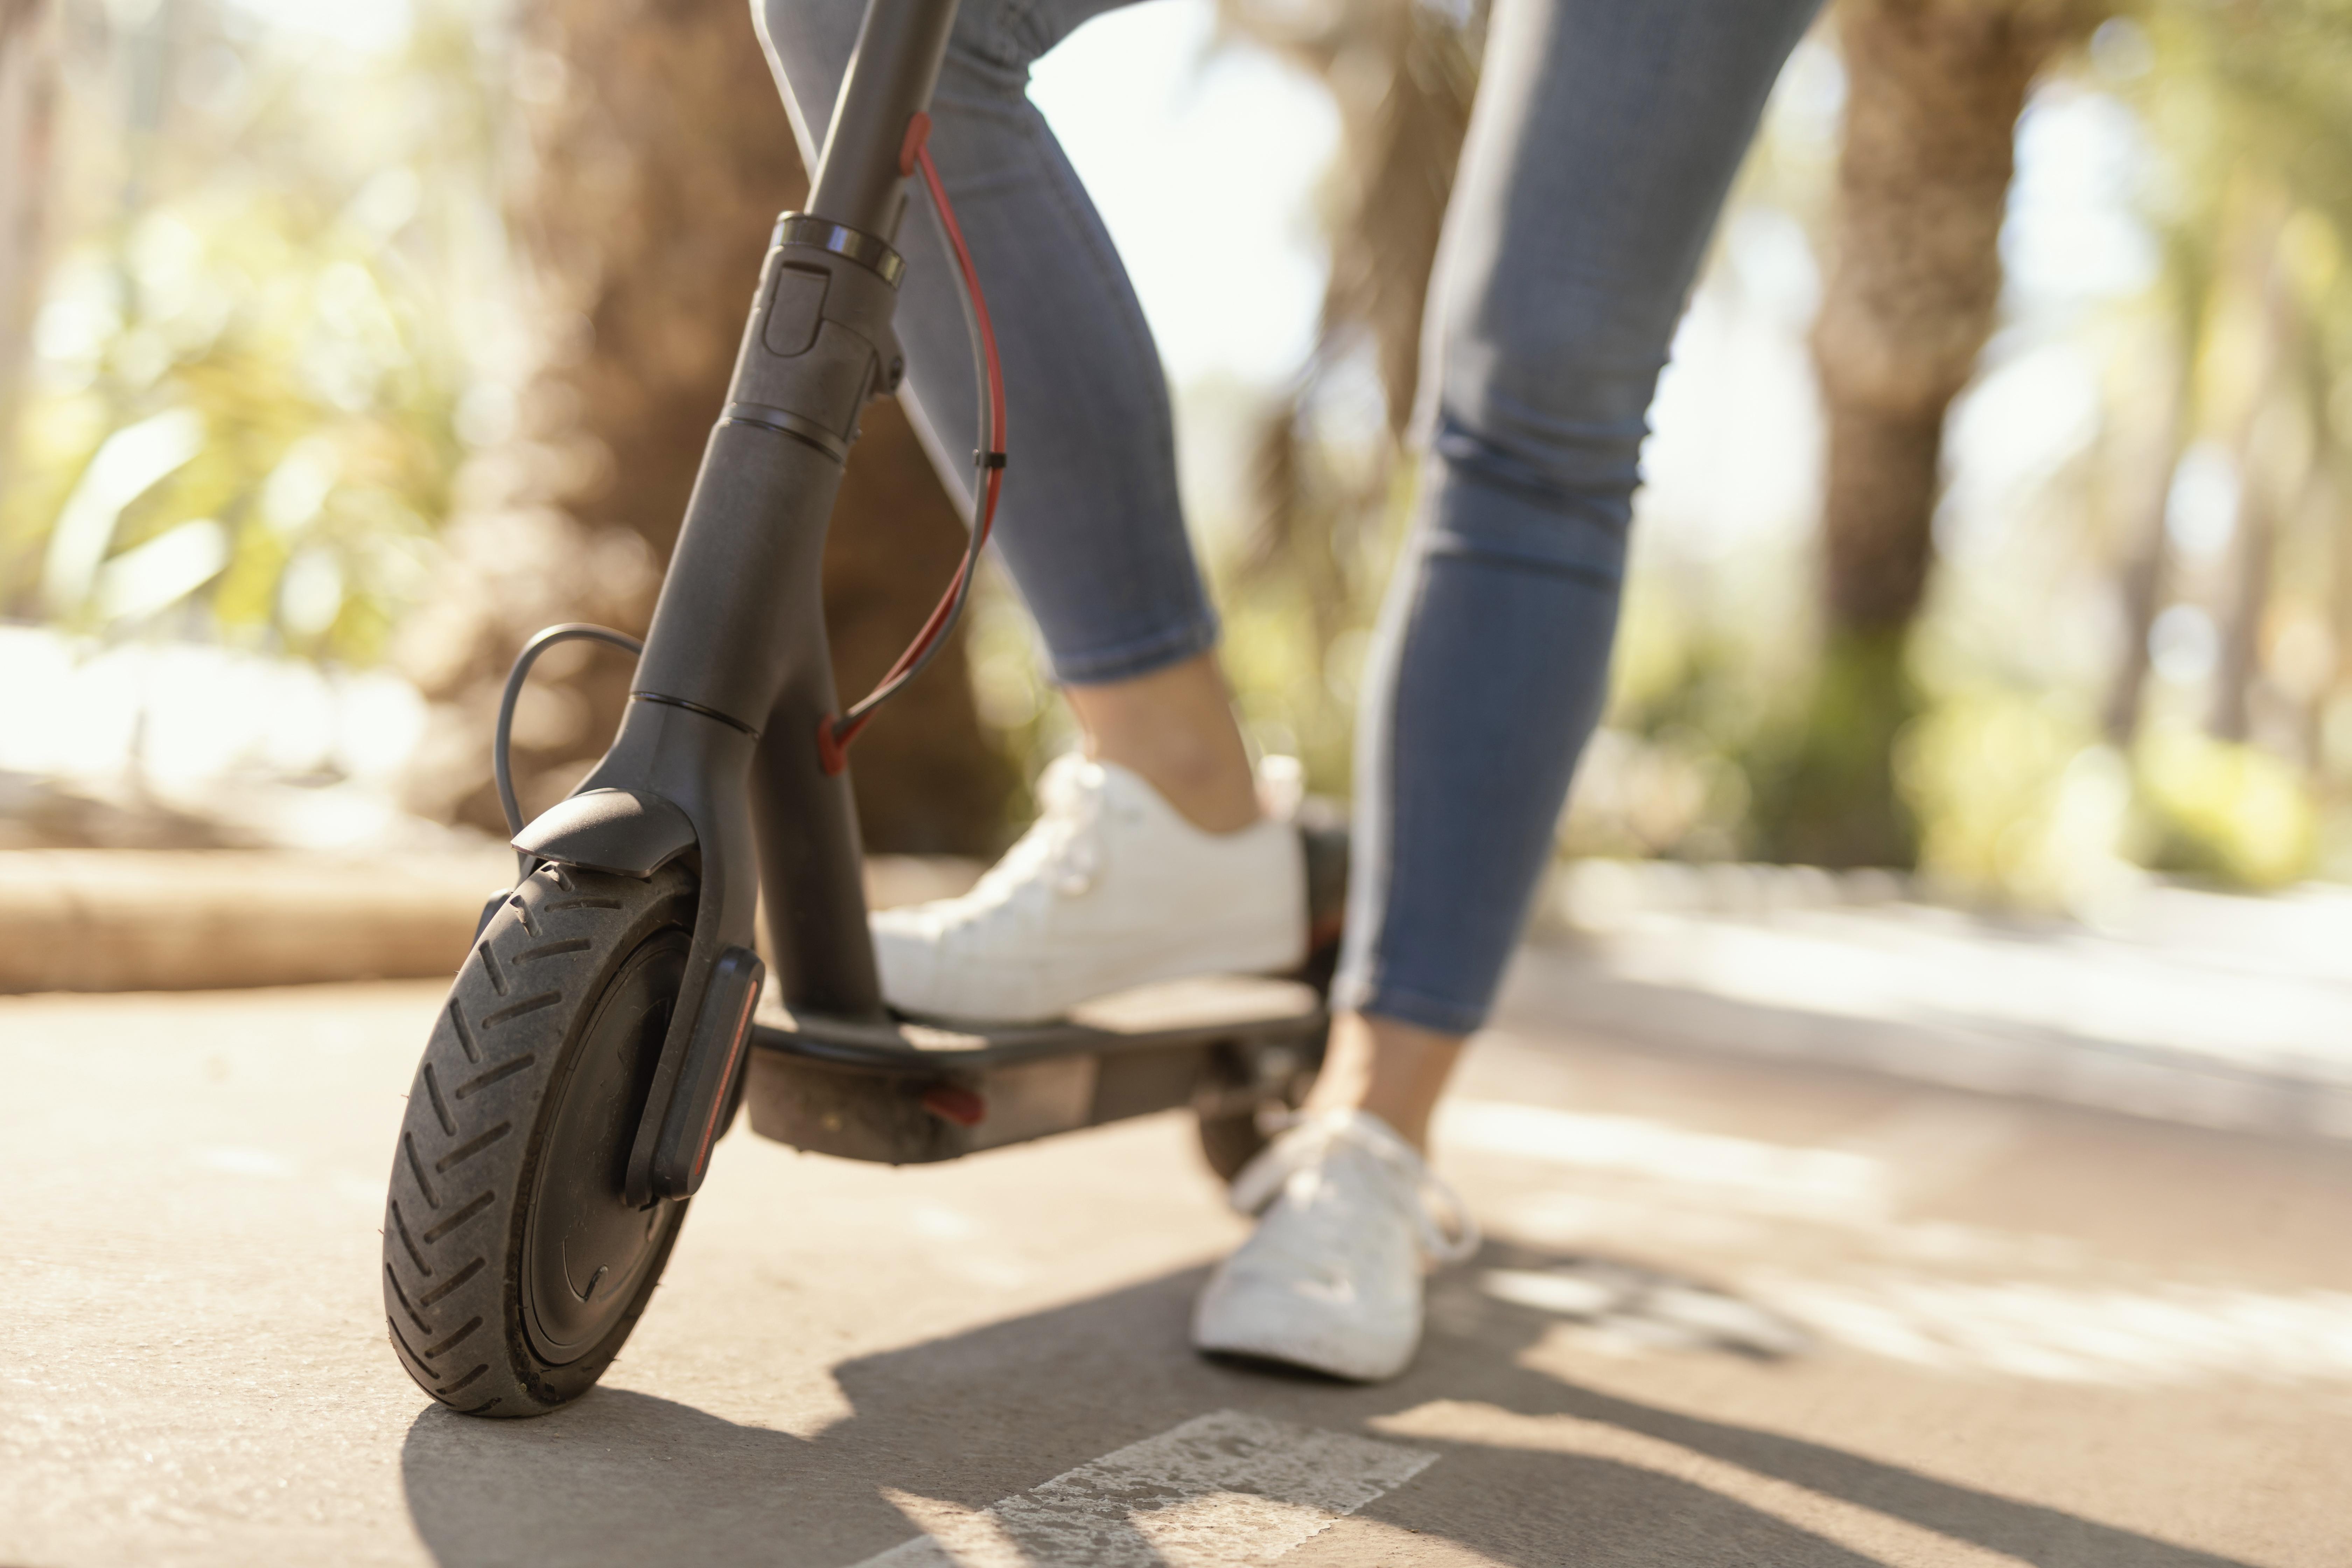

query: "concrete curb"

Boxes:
[12, 847, 2343, 1150]
[0, 850, 515, 993]
[0, 850, 986, 994]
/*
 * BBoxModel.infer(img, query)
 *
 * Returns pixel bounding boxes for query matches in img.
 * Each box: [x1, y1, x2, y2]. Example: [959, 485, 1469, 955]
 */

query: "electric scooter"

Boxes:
[380, 0, 1340, 1418]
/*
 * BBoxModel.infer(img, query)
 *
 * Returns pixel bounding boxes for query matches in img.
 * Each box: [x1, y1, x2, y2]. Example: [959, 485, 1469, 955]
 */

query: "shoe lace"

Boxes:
[970, 755, 1104, 904]
[1229, 1110, 1482, 1266]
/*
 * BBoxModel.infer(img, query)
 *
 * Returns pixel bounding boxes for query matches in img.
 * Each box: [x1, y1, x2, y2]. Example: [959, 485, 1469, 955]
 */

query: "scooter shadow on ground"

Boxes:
[396, 1238, 2252, 1568]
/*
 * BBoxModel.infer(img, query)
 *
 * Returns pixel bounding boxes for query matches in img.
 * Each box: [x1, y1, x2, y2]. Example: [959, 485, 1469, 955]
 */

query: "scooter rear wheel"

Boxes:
[1194, 1034, 1321, 1183]
[383, 859, 697, 1417]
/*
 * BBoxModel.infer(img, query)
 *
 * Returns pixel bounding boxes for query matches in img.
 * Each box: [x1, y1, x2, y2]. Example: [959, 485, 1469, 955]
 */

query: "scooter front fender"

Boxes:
[522, 696, 763, 1203]
[512, 787, 697, 880]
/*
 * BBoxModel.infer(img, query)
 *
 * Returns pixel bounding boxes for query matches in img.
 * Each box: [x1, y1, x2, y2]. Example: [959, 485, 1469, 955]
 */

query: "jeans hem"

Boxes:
[1330, 973, 1488, 1037]
[1049, 614, 1220, 686]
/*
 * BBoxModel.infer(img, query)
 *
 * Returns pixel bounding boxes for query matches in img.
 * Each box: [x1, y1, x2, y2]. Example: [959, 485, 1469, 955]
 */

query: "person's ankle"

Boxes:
[1301, 1011, 1466, 1154]
[1064, 653, 1262, 833]
[1088, 737, 1261, 833]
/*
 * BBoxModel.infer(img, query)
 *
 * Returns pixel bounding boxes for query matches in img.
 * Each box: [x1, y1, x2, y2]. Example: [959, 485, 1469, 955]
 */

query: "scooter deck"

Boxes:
[740, 975, 1326, 1164]
[750, 973, 1323, 1068]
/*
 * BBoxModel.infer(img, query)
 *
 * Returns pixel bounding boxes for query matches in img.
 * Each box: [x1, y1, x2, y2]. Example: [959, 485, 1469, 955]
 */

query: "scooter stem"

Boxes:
[517, 0, 966, 1187]
[807, 0, 961, 239]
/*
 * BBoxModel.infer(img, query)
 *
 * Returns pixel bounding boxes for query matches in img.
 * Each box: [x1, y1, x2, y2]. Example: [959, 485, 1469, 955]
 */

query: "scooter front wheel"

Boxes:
[383, 858, 698, 1417]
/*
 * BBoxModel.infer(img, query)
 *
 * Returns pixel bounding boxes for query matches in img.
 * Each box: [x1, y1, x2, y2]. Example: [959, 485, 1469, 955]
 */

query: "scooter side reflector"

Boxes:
[919, 1083, 986, 1127]
[649, 945, 765, 1199]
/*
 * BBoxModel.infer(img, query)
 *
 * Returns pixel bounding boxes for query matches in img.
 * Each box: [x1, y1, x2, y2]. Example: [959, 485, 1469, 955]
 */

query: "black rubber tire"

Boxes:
[1195, 1036, 1319, 1184]
[382, 859, 697, 1418]
[1198, 1104, 1280, 1185]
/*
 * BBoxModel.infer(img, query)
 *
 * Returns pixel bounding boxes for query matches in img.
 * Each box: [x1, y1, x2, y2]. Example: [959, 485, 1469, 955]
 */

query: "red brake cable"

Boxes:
[819, 113, 1006, 775]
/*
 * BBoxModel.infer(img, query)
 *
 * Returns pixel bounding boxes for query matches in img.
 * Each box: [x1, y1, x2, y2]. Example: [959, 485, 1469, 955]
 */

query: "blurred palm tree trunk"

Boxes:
[1760, 0, 2099, 867]
[401, 0, 1008, 855]
[1228, 0, 1474, 435]
[2102, 315, 2190, 746]
[1222, 0, 1480, 763]
[2331, 456, 2352, 761]
[2210, 197, 2300, 744]
[0, 0, 58, 452]
[2210, 464, 2277, 742]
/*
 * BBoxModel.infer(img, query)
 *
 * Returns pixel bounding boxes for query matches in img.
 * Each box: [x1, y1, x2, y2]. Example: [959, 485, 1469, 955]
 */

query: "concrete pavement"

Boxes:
[1525, 864, 2352, 1143]
[3, 979, 2347, 1566]
[18, 844, 2352, 1158]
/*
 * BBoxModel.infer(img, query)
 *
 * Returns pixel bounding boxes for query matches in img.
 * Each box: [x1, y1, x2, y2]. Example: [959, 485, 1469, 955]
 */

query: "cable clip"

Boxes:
[898, 112, 932, 178]
[974, 449, 1007, 470]
[816, 713, 851, 776]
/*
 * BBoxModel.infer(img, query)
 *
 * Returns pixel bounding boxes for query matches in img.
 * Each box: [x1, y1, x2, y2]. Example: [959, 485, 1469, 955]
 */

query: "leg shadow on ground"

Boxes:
[400, 1241, 2254, 1568]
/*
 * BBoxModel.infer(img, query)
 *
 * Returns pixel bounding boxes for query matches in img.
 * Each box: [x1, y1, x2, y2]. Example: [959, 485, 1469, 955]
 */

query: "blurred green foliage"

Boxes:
[1193, 4, 2352, 903]
[0, 0, 497, 663]
[12, 0, 2352, 905]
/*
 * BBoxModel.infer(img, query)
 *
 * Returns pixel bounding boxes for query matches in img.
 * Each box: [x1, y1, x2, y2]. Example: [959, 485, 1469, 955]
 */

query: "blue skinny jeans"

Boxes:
[760, 0, 1820, 1035]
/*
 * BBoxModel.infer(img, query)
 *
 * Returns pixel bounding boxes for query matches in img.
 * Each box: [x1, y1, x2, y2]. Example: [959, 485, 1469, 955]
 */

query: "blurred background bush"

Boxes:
[4, 0, 2351, 909]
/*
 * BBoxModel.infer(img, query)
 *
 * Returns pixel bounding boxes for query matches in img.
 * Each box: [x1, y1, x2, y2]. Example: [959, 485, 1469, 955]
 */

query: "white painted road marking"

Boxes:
[853, 1409, 1440, 1567]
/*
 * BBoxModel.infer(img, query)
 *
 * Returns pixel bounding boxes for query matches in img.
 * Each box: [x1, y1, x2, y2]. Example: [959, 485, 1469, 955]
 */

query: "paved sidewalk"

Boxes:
[1513, 863, 2352, 1142]
[15, 845, 2347, 1155]
[3, 980, 2345, 1566]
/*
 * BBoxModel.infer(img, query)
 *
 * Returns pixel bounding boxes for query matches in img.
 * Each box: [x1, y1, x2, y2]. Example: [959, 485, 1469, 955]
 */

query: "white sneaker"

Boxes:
[1192, 1109, 1479, 1381]
[869, 753, 1307, 1023]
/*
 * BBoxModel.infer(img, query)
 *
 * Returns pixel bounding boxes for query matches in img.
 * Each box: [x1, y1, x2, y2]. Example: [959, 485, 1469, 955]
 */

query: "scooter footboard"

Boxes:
[740, 975, 1326, 1163]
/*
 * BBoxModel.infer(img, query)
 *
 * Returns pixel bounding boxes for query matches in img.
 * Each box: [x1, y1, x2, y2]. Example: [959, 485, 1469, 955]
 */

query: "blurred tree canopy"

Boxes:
[0, 0, 482, 664]
[8, 0, 2352, 897]
[391, 0, 1010, 852]
[0, 0, 1008, 854]
[1209, 0, 2352, 896]
[1, 0, 59, 451]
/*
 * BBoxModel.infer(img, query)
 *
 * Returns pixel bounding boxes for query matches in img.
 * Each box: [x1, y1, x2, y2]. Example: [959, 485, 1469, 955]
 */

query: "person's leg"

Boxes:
[754, 0, 1258, 832]
[1301, 1011, 1460, 1150]
[1324, 0, 1825, 1147]
[758, 0, 1298, 1022]
[1200, 0, 1821, 1382]
[1062, 653, 1261, 832]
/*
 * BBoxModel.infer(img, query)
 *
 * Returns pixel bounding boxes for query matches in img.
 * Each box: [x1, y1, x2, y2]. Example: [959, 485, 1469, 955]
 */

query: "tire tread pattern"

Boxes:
[382, 860, 694, 1418]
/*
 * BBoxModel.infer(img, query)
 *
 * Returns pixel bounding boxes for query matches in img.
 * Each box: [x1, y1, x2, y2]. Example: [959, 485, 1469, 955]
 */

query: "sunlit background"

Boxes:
[4, 0, 2350, 912]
